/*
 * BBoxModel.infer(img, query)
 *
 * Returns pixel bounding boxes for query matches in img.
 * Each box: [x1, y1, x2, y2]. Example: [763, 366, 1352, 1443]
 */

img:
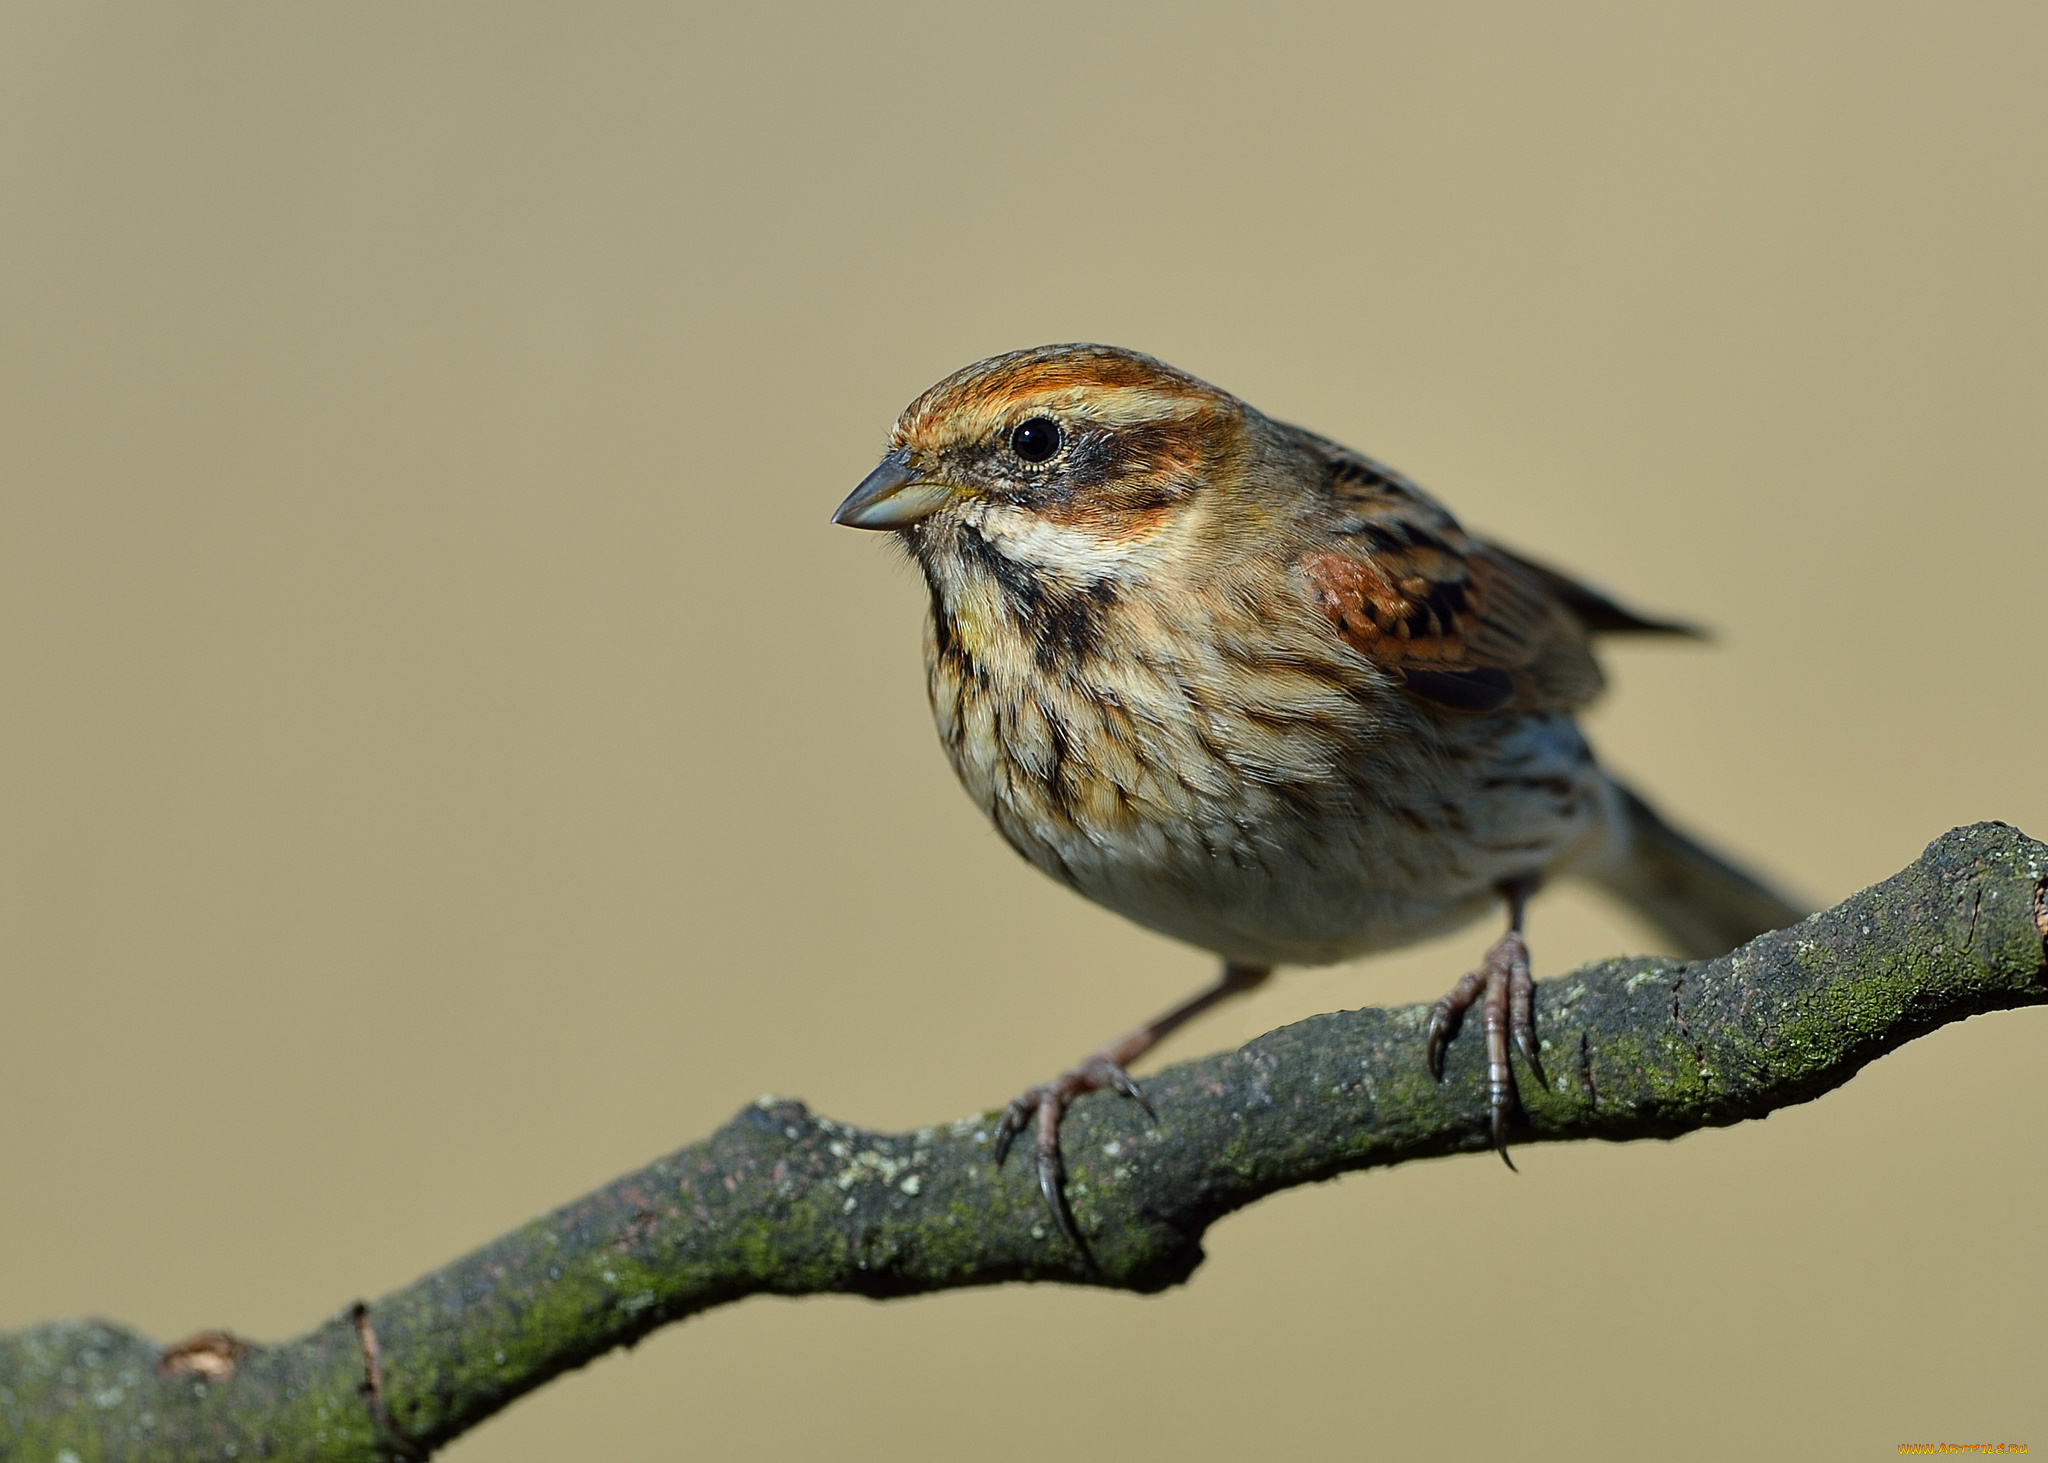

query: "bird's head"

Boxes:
[832, 344, 1266, 594]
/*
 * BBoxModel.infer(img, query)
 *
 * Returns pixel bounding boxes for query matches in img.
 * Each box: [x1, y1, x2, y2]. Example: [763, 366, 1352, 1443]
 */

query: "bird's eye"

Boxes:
[1009, 417, 1063, 464]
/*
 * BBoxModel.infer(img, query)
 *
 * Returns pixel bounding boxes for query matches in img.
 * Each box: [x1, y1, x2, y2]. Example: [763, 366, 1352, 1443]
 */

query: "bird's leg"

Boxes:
[1425, 879, 1542, 1166]
[995, 962, 1271, 1251]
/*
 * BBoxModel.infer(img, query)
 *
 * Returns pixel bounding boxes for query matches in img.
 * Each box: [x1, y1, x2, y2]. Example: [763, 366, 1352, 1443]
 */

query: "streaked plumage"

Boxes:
[835, 343, 1800, 1240]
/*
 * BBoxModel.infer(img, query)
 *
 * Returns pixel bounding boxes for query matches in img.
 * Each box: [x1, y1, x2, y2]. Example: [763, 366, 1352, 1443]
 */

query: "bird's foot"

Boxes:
[987, 963, 1268, 1256]
[1425, 929, 1542, 1164]
[992, 1054, 1155, 1257]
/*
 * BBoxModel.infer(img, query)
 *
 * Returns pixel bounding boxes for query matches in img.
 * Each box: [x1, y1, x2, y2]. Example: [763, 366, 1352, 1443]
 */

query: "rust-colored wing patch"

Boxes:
[1287, 433, 1612, 713]
[1299, 544, 1581, 712]
[1301, 549, 1474, 665]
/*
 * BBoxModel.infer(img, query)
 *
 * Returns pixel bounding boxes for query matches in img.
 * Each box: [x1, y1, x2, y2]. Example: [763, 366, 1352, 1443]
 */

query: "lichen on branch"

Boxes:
[3, 823, 2043, 1462]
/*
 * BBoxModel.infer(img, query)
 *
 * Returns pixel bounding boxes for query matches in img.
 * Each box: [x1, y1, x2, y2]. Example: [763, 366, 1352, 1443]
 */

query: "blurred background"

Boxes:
[2, 3, 2042, 1458]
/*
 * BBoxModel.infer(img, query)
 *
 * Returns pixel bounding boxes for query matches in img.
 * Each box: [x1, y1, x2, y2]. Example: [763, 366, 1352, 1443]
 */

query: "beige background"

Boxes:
[2, 4, 2043, 1458]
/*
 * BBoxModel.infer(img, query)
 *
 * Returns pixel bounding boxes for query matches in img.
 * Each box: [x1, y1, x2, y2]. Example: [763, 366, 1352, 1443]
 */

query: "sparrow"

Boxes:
[832, 343, 1802, 1243]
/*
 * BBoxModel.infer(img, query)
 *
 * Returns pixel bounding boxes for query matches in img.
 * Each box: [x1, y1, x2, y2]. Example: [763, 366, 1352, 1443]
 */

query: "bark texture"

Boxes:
[3, 822, 2043, 1462]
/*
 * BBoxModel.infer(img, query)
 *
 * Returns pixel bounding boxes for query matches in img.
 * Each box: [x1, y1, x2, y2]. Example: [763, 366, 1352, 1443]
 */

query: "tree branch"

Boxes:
[4, 822, 2043, 1461]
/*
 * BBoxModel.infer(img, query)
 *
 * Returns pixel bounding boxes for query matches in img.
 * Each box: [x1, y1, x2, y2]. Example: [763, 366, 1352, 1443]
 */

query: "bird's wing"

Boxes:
[1291, 446, 1626, 714]
[1486, 542, 1705, 639]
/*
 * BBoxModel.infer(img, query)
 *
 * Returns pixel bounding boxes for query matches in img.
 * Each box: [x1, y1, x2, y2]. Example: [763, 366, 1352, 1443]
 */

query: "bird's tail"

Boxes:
[1578, 780, 1808, 959]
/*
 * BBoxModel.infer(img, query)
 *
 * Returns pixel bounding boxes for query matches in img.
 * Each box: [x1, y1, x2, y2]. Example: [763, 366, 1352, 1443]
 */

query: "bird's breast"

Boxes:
[921, 584, 1428, 958]
[914, 536, 1612, 966]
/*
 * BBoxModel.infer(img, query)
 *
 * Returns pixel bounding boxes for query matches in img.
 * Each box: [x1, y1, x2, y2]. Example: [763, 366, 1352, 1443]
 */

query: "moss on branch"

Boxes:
[3, 823, 2043, 1461]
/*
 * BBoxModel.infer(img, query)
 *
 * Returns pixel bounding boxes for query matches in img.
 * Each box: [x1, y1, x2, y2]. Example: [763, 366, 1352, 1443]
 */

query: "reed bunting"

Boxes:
[833, 344, 1800, 1242]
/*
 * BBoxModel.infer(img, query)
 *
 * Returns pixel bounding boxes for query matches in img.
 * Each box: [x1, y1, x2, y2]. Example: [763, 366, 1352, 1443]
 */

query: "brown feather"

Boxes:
[1292, 441, 1608, 716]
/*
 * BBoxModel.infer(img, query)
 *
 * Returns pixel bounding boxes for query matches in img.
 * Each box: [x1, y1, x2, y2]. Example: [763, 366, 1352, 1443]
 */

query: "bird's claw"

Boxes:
[1427, 929, 1536, 1162]
[1102, 1064, 1155, 1117]
[991, 1056, 1153, 1259]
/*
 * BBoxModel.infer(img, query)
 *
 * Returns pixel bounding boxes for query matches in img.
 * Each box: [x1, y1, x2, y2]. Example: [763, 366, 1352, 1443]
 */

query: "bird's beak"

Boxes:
[831, 448, 956, 530]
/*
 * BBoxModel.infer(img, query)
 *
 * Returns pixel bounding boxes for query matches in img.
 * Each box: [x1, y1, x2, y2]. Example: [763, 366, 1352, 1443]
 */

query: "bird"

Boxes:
[831, 343, 1802, 1244]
